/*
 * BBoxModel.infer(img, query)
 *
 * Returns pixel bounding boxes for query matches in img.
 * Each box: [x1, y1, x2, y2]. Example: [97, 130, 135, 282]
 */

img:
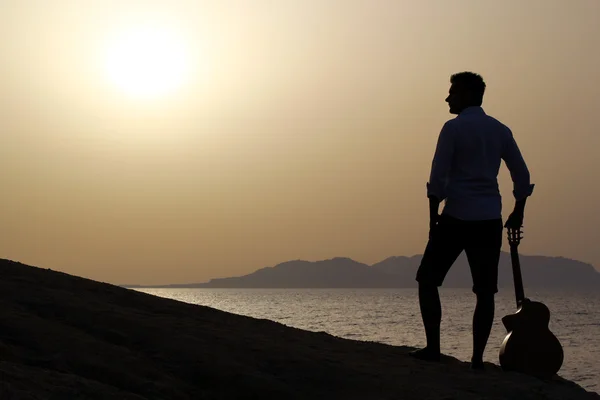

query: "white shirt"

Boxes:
[427, 106, 534, 221]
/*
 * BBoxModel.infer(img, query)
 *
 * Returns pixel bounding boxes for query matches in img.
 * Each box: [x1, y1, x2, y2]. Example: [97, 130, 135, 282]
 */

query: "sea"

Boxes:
[135, 287, 600, 393]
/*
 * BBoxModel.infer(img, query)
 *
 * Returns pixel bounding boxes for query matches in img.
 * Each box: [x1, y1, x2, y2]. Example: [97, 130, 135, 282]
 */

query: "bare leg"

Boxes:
[410, 283, 442, 360]
[471, 292, 495, 369]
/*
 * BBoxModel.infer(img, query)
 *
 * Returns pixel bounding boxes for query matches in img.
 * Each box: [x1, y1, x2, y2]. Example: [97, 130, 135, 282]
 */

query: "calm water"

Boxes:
[136, 288, 600, 393]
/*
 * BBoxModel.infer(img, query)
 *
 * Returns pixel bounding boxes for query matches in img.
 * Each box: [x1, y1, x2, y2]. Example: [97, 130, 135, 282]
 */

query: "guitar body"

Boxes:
[499, 227, 564, 378]
[499, 298, 564, 378]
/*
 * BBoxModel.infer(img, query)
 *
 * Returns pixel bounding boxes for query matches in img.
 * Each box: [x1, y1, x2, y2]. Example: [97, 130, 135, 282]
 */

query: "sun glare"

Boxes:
[104, 25, 189, 99]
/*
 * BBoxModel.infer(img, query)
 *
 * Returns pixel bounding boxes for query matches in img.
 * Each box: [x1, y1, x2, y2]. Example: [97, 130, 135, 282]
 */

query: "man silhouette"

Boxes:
[410, 72, 534, 370]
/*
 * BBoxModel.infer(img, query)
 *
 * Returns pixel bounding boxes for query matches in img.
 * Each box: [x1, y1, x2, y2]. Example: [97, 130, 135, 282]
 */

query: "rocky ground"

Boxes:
[0, 258, 598, 400]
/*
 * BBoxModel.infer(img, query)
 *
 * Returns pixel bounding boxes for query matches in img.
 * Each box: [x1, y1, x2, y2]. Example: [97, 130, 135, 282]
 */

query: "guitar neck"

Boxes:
[510, 244, 526, 307]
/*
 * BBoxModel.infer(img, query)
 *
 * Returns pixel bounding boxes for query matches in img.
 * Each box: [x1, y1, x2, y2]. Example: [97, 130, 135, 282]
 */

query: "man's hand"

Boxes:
[428, 196, 441, 240]
[504, 210, 524, 230]
[429, 213, 440, 239]
[505, 198, 527, 230]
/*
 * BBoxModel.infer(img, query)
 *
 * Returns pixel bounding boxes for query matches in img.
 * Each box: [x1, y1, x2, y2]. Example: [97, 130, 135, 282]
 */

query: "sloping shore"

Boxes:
[1, 259, 598, 400]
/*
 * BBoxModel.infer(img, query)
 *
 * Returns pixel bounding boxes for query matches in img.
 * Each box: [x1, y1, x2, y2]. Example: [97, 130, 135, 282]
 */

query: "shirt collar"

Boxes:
[459, 106, 486, 116]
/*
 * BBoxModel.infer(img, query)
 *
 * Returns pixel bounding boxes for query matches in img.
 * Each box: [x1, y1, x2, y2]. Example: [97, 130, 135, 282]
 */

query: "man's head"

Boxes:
[445, 72, 486, 115]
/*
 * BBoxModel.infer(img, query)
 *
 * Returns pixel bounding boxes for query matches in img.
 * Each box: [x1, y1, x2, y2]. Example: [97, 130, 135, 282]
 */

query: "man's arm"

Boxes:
[427, 122, 455, 201]
[502, 129, 534, 228]
[426, 122, 455, 231]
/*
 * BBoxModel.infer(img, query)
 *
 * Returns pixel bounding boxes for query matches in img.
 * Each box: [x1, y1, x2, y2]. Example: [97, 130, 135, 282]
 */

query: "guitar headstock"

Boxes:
[507, 227, 524, 247]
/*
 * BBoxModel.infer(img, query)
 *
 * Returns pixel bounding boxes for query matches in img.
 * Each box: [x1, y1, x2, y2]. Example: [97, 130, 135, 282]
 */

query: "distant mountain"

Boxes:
[128, 253, 600, 289]
[371, 253, 600, 289]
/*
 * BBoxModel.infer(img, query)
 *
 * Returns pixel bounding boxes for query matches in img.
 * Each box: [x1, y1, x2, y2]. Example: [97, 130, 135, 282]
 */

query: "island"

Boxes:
[124, 253, 600, 289]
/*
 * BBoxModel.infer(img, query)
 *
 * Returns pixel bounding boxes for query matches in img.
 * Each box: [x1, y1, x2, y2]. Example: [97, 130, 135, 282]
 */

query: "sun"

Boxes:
[104, 24, 189, 99]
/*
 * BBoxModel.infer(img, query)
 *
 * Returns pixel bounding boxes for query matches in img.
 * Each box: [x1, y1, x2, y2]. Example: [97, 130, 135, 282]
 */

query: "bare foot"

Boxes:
[470, 359, 485, 371]
[409, 347, 441, 362]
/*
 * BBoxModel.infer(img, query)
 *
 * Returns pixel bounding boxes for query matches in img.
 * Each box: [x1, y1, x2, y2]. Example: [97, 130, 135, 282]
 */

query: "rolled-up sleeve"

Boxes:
[426, 122, 455, 201]
[502, 129, 535, 200]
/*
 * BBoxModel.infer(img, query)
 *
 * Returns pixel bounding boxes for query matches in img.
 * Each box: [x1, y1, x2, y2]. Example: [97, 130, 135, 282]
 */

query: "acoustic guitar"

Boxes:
[499, 227, 564, 378]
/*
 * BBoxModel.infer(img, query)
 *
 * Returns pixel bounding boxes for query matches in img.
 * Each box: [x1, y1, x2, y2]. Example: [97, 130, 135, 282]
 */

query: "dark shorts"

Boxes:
[416, 214, 503, 294]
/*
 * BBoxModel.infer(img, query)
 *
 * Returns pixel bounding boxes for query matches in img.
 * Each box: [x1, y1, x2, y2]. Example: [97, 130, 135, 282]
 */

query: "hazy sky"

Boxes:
[1, 1, 599, 285]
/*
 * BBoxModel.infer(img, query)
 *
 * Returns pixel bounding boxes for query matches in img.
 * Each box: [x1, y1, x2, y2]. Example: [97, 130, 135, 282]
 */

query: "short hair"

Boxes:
[450, 72, 486, 105]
